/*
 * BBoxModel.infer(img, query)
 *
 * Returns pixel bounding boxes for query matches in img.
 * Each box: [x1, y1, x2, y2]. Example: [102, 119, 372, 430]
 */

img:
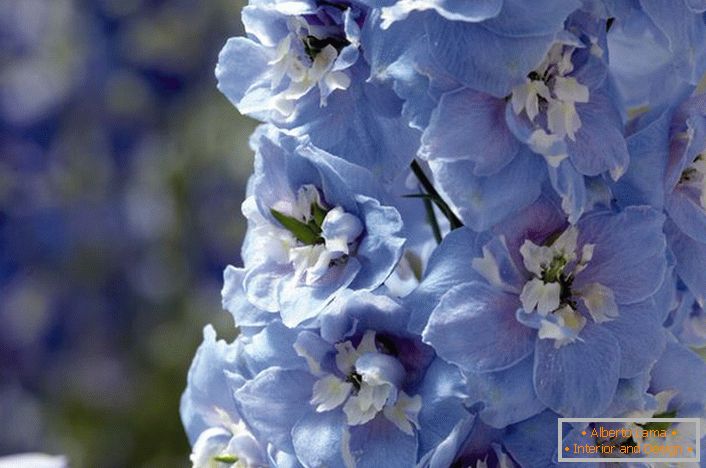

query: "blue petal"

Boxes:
[351, 195, 406, 290]
[568, 90, 629, 177]
[420, 88, 519, 176]
[423, 14, 557, 97]
[612, 109, 670, 209]
[415, 358, 469, 459]
[665, 190, 706, 244]
[640, 0, 706, 84]
[603, 299, 666, 379]
[277, 257, 361, 327]
[467, 354, 546, 428]
[649, 340, 706, 417]
[546, 158, 587, 224]
[216, 37, 273, 119]
[181, 326, 241, 444]
[290, 80, 420, 186]
[222, 266, 275, 330]
[575, 207, 667, 305]
[349, 416, 418, 468]
[429, 147, 545, 231]
[405, 227, 485, 334]
[667, 222, 706, 302]
[481, 0, 581, 37]
[234, 368, 315, 453]
[292, 411, 350, 468]
[602, 372, 654, 417]
[423, 282, 535, 373]
[533, 323, 620, 417]
[241, 321, 305, 375]
[504, 410, 560, 468]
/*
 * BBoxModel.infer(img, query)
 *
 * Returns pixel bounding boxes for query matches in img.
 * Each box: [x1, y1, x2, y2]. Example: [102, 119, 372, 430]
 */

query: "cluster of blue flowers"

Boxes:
[181, 0, 706, 466]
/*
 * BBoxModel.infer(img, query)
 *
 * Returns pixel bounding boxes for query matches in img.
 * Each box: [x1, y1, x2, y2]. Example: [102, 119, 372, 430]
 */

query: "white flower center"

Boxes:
[310, 331, 422, 435]
[265, 185, 363, 285]
[679, 153, 706, 210]
[269, 15, 354, 114]
[519, 226, 617, 347]
[511, 42, 590, 160]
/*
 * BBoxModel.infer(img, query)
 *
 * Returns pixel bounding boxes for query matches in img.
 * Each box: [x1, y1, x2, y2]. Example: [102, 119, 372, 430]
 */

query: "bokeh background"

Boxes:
[0, 0, 256, 465]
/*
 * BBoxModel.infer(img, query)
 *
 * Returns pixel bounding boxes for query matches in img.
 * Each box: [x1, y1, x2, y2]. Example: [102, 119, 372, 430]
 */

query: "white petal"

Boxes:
[520, 278, 561, 315]
[382, 392, 422, 436]
[519, 240, 552, 277]
[343, 394, 379, 426]
[311, 375, 353, 412]
[579, 283, 619, 323]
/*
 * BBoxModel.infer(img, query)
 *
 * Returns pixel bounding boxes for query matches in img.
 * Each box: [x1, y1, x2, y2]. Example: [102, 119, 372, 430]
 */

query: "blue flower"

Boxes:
[665, 282, 706, 350]
[607, 0, 706, 118]
[411, 197, 668, 417]
[614, 92, 706, 302]
[216, 0, 419, 182]
[239, 126, 406, 327]
[231, 292, 469, 467]
[180, 326, 269, 467]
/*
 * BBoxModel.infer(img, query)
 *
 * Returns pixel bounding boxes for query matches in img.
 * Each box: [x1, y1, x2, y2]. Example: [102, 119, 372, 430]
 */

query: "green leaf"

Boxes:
[270, 208, 323, 245]
[213, 454, 239, 463]
[311, 202, 328, 227]
[638, 410, 678, 432]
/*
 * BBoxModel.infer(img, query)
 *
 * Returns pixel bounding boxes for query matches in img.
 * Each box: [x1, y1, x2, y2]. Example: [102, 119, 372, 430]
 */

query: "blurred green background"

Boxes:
[0, 0, 257, 465]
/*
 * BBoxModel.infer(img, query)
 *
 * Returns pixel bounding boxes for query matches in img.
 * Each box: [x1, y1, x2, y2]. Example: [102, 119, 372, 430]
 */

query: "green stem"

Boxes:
[410, 160, 463, 230]
[422, 195, 443, 244]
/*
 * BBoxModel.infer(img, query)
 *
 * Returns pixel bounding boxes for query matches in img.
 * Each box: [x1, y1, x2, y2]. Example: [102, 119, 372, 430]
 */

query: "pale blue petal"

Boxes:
[667, 221, 706, 302]
[574, 207, 667, 305]
[429, 147, 545, 231]
[292, 411, 349, 468]
[405, 227, 485, 334]
[533, 323, 620, 417]
[349, 416, 418, 468]
[222, 266, 275, 329]
[568, 91, 629, 177]
[649, 340, 706, 417]
[423, 282, 535, 373]
[415, 358, 469, 459]
[234, 368, 315, 453]
[603, 299, 666, 379]
[420, 88, 519, 176]
[467, 355, 546, 428]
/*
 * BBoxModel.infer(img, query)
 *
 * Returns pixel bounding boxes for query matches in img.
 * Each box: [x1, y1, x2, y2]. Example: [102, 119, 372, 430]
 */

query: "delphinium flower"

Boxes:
[614, 92, 706, 305]
[358, 3, 631, 229]
[182, 0, 706, 466]
[238, 125, 406, 326]
[186, 284, 469, 467]
[411, 196, 668, 417]
[215, 0, 420, 182]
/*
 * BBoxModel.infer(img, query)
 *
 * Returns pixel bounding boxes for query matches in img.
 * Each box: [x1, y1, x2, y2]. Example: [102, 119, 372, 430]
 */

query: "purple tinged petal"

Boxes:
[574, 207, 667, 305]
[423, 282, 536, 373]
[420, 88, 519, 176]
